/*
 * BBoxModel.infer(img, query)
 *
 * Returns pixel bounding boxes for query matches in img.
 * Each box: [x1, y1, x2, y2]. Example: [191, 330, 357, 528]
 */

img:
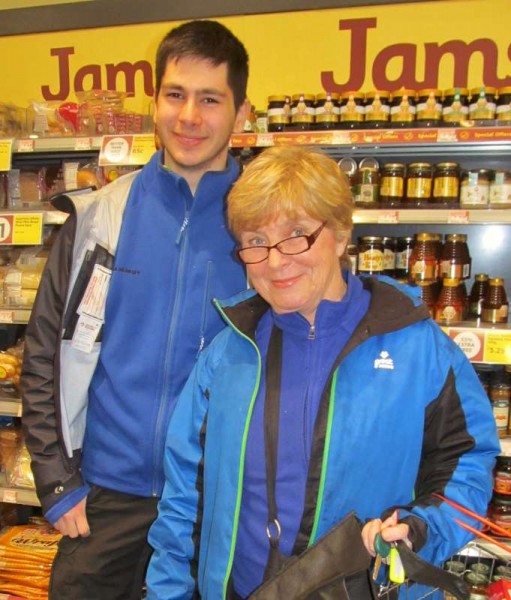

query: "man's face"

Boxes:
[154, 56, 248, 188]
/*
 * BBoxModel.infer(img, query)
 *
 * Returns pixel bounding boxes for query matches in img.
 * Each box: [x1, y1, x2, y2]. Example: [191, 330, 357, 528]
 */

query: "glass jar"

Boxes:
[469, 86, 497, 122]
[435, 278, 465, 323]
[432, 162, 460, 205]
[382, 237, 396, 276]
[468, 274, 489, 320]
[255, 110, 268, 133]
[390, 89, 416, 127]
[442, 87, 469, 126]
[395, 236, 414, 279]
[405, 162, 433, 205]
[339, 91, 365, 129]
[267, 95, 290, 132]
[364, 91, 390, 128]
[489, 493, 511, 536]
[315, 92, 340, 130]
[460, 169, 491, 208]
[416, 89, 443, 127]
[490, 370, 511, 437]
[409, 232, 440, 282]
[495, 455, 511, 495]
[338, 157, 358, 192]
[415, 280, 438, 316]
[290, 93, 315, 130]
[496, 86, 511, 122]
[353, 167, 380, 206]
[439, 233, 471, 280]
[489, 169, 511, 208]
[493, 565, 511, 581]
[464, 571, 489, 599]
[357, 236, 384, 275]
[380, 163, 405, 206]
[481, 277, 509, 324]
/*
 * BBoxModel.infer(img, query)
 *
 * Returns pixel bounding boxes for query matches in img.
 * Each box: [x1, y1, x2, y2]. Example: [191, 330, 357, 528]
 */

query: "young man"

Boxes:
[21, 20, 249, 600]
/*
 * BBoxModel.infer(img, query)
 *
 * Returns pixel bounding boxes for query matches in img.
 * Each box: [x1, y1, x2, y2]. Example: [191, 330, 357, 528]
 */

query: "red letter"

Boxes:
[321, 18, 377, 94]
[74, 65, 102, 92]
[372, 44, 419, 90]
[41, 47, 73, 101]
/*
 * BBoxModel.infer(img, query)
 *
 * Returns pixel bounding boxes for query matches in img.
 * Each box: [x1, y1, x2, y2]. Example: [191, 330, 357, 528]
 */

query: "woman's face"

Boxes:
[239, 213, 348, 324]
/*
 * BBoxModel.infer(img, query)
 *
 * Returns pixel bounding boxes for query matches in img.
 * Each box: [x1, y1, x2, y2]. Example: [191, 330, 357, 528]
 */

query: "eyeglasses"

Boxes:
[236, 222, 326, 265]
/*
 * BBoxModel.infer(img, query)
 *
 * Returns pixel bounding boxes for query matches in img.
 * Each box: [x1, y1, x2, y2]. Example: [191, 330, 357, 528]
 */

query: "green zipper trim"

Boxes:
[214, 300, 262, 600]
[308, 368, 338, 546]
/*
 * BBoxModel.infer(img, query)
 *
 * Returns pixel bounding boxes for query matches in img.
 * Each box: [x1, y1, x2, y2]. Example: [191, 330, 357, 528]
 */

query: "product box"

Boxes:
[488, 579, 511, 600]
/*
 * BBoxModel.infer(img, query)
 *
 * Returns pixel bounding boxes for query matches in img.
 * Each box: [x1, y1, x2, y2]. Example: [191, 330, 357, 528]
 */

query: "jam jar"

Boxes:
[495, 455, 511, 495]
[390, 89, 416, 127]
[489, 493, 511, 536]
[434, 278, 465, 323]
[468, 273, 489, 319]
[490, 369, 511, 437]
[339, 91, 365, 128]
[382, 237, 396, 276]
[380, 163, 405, 206]
[395, 236, 414, 279]
[439, 233, 471, 280]
[481, 277, 509, 324]
[353, 167, 380, 206]
[460, 169, 491, 208]
[409, 232, 440, 282]
[346, 243, 358, 275]
[416, 89, 443, 127]
[364, 91, 390, 128]
[267, 95, 290, 132]
[432, 162, 460, 205]
[442, 87, 469, 126]
[405, 162, 433, 205]
[489, 169, 511, 208]
[290, 93, 315, 130]
[469, 86, 497, 122]
[357, 236, 384, 275]
[496, 86, 511, 122]
[315, 92, 340, 130]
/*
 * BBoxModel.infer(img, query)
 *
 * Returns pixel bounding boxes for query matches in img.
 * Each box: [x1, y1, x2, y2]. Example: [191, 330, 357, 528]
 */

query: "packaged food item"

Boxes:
[481, 277, 509, 324]
[469, 86, 497, 122]
[390, 89, 416, 127]
[442, 88, 469, 125]
[496, 86, 511, 122]
[364, 91, 390, 128]
[29, 100, 78, 136]
[353, 167, 380, 206]
[0, 102, 24, 137]
[314, 93, 340, 130]
[394, 236, 414, 279]
[409, 232, 441, 282]
[439, 233, 471, 280]
[495, 455, 511, 495]
[339, 91, 365, 129]
[460, 169, 491, 208]
[267, 95, 290, 132]
[405, 162, 433, 205]
[357, 236, 384, 274]
[76, 89, 127, 136]
[489, 169, 511, 208]
[432, 162, 460, 205]
[434, 277, 465, 323]
[416, 89, 442, 127]
[290, 93, 315, 130]
[468, 273, 489, 319]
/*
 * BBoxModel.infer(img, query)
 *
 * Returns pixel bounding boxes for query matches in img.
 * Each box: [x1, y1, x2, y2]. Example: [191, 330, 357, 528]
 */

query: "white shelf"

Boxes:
[353, 208, 511, 225]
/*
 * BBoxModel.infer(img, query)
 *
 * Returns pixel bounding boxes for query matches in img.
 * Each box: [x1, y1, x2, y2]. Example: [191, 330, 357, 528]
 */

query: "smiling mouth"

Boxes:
[175, 132, 205, 146]
[272, 276, 300, 288]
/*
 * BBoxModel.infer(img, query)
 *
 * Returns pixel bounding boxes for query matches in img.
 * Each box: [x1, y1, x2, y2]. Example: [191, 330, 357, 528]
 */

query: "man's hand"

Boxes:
[54, 497, 90, 538]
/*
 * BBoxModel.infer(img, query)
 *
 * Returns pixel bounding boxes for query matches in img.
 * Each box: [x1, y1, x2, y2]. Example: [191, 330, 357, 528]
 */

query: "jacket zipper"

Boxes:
[213, 300, 263, 600]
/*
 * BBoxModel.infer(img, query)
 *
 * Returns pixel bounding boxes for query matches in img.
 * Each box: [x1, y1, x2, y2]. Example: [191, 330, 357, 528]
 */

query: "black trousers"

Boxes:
[49, 485, 159, 600]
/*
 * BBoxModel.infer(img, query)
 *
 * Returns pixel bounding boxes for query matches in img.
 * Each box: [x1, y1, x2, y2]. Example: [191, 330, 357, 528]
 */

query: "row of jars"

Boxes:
[339, 158, 511, 209]
[444, 555, 511, 597]
[264, 86, 511, 132]
[349, 233, 509, 323]
[476, 366, 511, 440]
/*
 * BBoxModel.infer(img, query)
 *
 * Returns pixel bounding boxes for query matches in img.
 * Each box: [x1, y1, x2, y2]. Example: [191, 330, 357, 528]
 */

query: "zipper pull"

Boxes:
[196, 335, 205, 358]
[175, 215, 190, 245]
[308, 324, 316, 340]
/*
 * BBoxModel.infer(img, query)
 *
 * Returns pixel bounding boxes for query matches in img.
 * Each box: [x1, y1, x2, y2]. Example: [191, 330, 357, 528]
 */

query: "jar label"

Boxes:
[442, 105, 469, 122]
[340, 105, 364, 121]
[365, 100, 390, 121]
[495, 472, 511, 494]
[482, 306, 509, 323]
[433, 176, 459, 200]
[439, 261, 470, 279]
[469, 100, 496, 119]
[416, 99, 442, 120]
[355, 184, 379, 205]
[493, 402, 509, 434]
[460, 182, 489, 206]
[395, 249, 412, 270]
[381, 176, 404, 198]
[407, 177, 432, 199]
[358, 249, 383, 272]
[496, 103, 511, 119]
[383, 249, 395, 271]
[436, 305, 463, 322]
[489, 182, 511, 206]
[410, 258, 437, 281]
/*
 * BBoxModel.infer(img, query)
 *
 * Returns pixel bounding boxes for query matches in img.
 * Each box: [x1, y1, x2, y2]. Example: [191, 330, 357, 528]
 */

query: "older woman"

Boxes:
[146, 146, 499, 600]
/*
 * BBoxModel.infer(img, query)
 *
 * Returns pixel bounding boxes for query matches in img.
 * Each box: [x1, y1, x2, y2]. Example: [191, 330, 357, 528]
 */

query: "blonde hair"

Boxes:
[227, 146, 353, 242]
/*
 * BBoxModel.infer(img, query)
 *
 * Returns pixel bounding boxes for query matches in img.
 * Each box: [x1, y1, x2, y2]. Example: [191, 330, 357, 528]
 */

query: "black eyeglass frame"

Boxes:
[236, 222, 327, 265]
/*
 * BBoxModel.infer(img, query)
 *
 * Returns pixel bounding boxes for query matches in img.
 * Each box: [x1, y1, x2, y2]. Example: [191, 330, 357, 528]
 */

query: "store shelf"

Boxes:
[441, 322, 511, 364]
[0, 397, 22, 417]
[13, 136, 103, 154]
[353, 208, 511, 225]
[0, 307, 31, 325]
[0, 485, 39, 507]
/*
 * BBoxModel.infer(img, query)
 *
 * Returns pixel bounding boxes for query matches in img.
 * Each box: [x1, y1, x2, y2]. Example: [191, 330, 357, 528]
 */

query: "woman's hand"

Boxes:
[361, 510, 411, 556]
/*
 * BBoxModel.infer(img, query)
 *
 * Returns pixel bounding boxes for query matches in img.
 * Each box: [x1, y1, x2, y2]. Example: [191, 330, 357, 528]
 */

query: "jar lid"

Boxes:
[397, 236, 414, 242]
[291, 93, 315, 102]
[359, 236, 383, 242]
[415, 232, 439, 241]
[316, 92, 340, 101]
[409, 162, 432, 169]
[338, 157, 358, 176]
[340, 91, 365, 101]
[489, 277, 505, 285]
[435, 162, 460, 170]
[474, 273, 489, 281]
[383, 162, 406, 170]
[443, 87, 469, 97]
[470, 86, 497, 96]
[267, 94, 288, 102]
[365, 90, 390, 100]
[443, 278, 460, 287]
[359, 167, 379, 173]
[417, 88, 442, 97]
[359, 157, 380, 170]
[498, 86, 511, 95]
[391, 89, 416, 98]
[445, 233, 467, 242]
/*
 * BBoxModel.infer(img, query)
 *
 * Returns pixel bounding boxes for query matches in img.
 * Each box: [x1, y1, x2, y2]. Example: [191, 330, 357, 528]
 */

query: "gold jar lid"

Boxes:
[291, 93, 315, 103]
[474, 273, 489, 281]
[445, 233, 467, 243]
[435, 162, 459, 169]
[382, 162, 406, 170]
[267, 95, 288, 103]
[489, 277, 505, 286]
[316, 92, 340, 102]
[415, 232, 440, 241]
[470, 86, 497, 97]
[443, 87, 468, 97]
[498, 87, 511, 96]
[340, 91, 365, 101]
[365, 90, 390, 100]
[417, 88, 442, 97]
[408, 162, 432, 170]
[391, 89, 416, 99]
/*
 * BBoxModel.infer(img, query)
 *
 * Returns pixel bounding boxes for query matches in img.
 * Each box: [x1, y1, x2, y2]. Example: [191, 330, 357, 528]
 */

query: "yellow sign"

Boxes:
[0, 0, 509, 115]
[0, 213, 43, 245]
[0, 139, 13, 171]
[99, 134, 155, 166]
[484, 331, 511, 365]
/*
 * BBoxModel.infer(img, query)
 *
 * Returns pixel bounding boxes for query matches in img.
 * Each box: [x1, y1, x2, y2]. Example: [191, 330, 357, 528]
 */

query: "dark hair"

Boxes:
[155, 20, 249, 110]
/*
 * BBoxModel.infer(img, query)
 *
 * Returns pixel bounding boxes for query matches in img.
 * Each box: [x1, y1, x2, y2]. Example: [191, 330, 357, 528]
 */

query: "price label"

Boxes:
[484, 331, 511, 364]
[0, 213, 43, 245]
[17, 138, 35, 153]
[99, 134, 154, 166]
[2, 489, 17, 503]
[0, 139, 13, 171]
[378, 211, 399, 224]
[256, 133, 274, 147]
[447, 210, 469, 224]
[0, 310, 14, 323]
[74, 137, 92, 151]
